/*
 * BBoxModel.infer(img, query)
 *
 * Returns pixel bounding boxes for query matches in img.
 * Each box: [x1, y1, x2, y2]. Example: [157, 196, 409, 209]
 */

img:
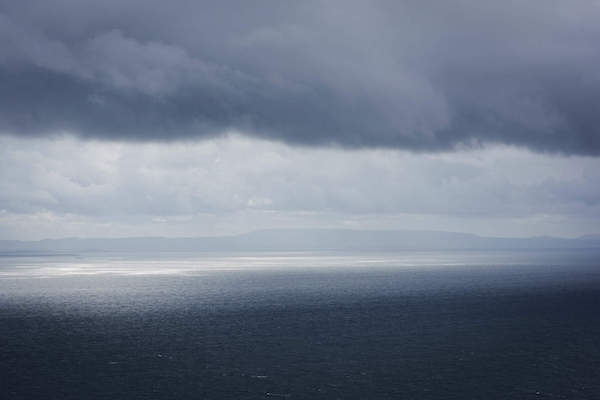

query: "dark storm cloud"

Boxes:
[1, 0, 599, 154]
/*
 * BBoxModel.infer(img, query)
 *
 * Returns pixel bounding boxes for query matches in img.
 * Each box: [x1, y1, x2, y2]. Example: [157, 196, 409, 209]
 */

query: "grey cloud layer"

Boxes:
[1, 135, 598, 220]
[1, 0, 599, 153]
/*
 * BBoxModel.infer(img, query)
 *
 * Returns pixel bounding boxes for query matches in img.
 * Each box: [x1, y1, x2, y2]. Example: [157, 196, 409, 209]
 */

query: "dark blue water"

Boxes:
[1, 251, 599, 399]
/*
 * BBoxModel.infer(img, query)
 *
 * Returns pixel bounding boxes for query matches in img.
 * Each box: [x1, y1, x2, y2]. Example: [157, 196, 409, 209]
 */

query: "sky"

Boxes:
[1, 0, 599, 240]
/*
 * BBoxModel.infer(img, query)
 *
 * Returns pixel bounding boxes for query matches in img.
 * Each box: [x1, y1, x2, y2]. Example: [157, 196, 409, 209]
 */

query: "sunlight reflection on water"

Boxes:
[0, 251, 544, 278]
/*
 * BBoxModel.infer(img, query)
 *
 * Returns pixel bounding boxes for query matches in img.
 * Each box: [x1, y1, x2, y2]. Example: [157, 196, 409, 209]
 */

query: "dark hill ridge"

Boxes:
[1, 229, 600, 253]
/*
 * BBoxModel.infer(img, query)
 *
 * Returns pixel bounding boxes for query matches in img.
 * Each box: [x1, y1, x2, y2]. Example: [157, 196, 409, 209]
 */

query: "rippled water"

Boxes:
[1, 250, 599, 399]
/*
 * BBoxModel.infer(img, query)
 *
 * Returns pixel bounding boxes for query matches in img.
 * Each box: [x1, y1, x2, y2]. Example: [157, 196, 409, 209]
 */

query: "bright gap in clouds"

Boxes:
[0, 133, 599, 240]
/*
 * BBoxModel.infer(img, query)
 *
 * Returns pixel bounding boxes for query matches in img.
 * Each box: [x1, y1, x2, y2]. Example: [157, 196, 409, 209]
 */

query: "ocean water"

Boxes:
[1, 250, 599, 399]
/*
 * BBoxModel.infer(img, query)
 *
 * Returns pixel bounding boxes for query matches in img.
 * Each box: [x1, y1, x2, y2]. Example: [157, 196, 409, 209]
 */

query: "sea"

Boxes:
[1, 249, 599, 399]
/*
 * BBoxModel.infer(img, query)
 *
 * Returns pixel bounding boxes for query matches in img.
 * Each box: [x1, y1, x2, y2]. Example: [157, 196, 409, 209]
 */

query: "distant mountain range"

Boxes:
[1, 229, 600, 254]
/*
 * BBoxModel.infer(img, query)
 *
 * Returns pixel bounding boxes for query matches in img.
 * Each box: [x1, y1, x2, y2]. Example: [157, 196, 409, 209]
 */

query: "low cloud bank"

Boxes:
[1, 1, 600, 154]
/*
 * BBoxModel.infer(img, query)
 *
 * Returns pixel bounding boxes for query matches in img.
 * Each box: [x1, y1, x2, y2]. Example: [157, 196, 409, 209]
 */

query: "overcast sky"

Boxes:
[1, 1, 599, 239]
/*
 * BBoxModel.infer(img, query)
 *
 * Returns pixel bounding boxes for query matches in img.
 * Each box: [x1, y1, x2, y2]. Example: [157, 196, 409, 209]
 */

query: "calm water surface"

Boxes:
[1, 250, 599, 399]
